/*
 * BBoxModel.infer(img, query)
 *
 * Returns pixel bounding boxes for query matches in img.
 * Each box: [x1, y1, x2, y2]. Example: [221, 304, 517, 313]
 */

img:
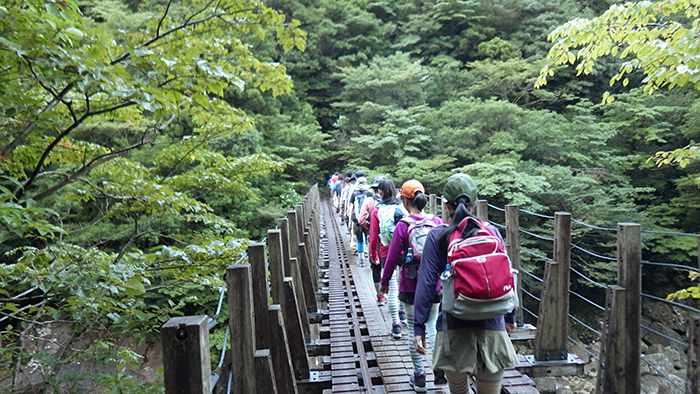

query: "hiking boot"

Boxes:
[399, 309, 407, 325]
[433, 368, 447, 385]
[409, 371, 427, 393]
[391, 323, 402, 339]
[377, 295, 387, 306]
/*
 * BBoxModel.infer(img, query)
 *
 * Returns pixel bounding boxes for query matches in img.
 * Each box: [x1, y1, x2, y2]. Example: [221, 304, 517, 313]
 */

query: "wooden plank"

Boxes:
[304, 231, 319, 291]
[227, 264, 256, 394]
[596, 285, 626, 394]
[617, 222, 641, 394]
[248, 243, 271, 350]
[268, 305, 299, 394]
[688, 315, 699, 394]
[277, 218, 292, 276]
[267, 230, 285, 306]
[283, 277, 310, 379]
[254, 349, 278, 394]
[162, 315, 211, 394]
[534, 212, 571, 361]
[515, 354, 585, 377]
[298, 241, 318, 313]
[429, 193, 437, 215]
[288, 210, 300, 259]
[506, 204, 524, 324]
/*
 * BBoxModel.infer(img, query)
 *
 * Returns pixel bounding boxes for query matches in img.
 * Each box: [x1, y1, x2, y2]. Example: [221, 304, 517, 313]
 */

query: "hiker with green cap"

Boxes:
[412, 173, 518, 394]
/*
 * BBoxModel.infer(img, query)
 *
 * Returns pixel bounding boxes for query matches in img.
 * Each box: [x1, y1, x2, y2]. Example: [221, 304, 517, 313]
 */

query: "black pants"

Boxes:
[372, 257, 385, 284]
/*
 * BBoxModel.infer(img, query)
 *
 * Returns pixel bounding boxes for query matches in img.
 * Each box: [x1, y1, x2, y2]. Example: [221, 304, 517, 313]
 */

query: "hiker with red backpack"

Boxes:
[378, 179, 443, 392]
[413, 173, 518, 394]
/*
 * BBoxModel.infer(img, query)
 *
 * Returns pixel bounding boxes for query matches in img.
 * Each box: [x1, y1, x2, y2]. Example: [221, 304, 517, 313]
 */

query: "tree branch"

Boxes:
[30, 114, 176, 201]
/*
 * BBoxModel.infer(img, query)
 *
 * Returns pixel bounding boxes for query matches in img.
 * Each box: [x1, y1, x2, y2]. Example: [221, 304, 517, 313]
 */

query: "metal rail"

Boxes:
[323, 198, 376, 392]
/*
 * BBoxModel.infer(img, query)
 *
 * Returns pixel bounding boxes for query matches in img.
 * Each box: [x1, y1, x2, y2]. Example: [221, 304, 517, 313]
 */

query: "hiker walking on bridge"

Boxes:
[369, 178, 403, 323]
[379, 179, 443, 392]
[413, 173, 518, 394]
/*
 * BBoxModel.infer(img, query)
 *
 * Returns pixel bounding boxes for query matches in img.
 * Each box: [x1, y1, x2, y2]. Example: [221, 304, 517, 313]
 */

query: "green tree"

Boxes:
[0, 0, 305, 390]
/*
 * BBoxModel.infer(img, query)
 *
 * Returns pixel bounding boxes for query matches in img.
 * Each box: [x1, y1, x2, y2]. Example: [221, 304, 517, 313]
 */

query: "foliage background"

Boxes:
[1, 0, 699, 391]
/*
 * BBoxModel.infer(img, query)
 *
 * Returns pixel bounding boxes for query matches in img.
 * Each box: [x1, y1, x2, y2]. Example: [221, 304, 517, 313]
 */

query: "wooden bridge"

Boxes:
[160, 185, 700, 394]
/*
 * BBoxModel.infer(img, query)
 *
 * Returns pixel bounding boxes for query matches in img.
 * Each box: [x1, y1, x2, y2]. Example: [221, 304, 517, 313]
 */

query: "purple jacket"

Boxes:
[380, 214, 443, 293]
[413, 224, 517, 337]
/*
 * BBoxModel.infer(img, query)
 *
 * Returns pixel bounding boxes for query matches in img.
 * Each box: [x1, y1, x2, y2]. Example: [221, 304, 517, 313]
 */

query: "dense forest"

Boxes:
[1, 0, 699, 391]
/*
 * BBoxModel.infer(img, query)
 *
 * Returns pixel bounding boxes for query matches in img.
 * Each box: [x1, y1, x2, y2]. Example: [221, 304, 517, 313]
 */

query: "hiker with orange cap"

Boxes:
[379, 179, 443, 392]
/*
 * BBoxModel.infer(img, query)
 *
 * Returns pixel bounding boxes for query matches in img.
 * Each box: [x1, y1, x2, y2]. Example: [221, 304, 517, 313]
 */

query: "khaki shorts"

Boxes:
[432, 328, 518, 375]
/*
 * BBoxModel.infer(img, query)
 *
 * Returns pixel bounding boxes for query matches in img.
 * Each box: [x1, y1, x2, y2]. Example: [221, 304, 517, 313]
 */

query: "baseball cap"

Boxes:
[370, 176, 386, 189]
[443, 173, 477, 204]
[400, 179, 425, 199]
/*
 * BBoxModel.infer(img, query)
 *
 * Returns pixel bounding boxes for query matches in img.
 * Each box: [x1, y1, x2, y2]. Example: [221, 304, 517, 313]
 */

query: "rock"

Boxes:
[534, 377, 571, 393]
[556, 387, 574, 394]
[641, 353, 674, 376]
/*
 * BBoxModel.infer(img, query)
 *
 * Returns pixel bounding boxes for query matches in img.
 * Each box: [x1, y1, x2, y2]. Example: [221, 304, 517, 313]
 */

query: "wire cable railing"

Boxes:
[518, 208, 555, 219]
[641, 354, 686, 393]
[571, 243, 617, 261]
[641, 293, 700, 314]
[642, 261, 700, 272]
[519, 228, 555, 242]
[641, 324, 689, 348]
[569, 313, 603, 336]
[570, 266, 608, 289]
[520, 248, 551, 264]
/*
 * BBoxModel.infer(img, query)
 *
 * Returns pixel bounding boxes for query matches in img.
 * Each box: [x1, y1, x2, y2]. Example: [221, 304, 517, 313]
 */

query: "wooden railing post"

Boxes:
[505, 204, 523, 325]
[277, 218, 292, 277]
[275, 221, 310, 337]
[283, 277, 311, 379]
[267, 230, 285, 305]
[596, 285, 627, 394]
[619, 223, 642, 394]
[298, 238, 318, 313]
[596, 222, 641, 394]
[287, 210, 299, 260]
[254, 349, 278, 394]
[441, 199, 449, 222]
[688, 315, 699, 394]
[534, 212, 571, 362]
[162, 315, 211, 394]
[227, 264, 256, 394]
[268, 305, 299, 394]
[429, 194, 437, 215]
[475, 199, 488, 222]
[248, 243, 271, 350]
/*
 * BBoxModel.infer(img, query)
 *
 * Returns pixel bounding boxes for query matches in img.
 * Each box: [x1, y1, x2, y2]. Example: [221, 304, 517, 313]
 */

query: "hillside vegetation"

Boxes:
[1, 0, 699, 391]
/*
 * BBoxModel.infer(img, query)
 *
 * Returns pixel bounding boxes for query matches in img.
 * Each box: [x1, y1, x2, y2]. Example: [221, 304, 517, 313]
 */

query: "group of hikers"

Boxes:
[327, 171, 519, 394]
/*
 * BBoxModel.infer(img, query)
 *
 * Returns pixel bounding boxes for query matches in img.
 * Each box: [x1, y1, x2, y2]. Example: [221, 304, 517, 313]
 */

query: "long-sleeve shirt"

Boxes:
[358, 196, 376, 229]
[369, 207, 388, 262]
[380, 214, 443, 293]
[413, 224, 516, 337]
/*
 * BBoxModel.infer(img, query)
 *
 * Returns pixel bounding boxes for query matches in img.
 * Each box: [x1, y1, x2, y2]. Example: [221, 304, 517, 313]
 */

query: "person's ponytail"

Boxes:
[413, 191, 428, 211]
[438, 196, 479, 256]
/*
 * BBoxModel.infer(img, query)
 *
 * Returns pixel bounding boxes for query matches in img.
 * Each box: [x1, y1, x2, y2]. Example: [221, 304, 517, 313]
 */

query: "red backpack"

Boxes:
[441, 217, 517, 321]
